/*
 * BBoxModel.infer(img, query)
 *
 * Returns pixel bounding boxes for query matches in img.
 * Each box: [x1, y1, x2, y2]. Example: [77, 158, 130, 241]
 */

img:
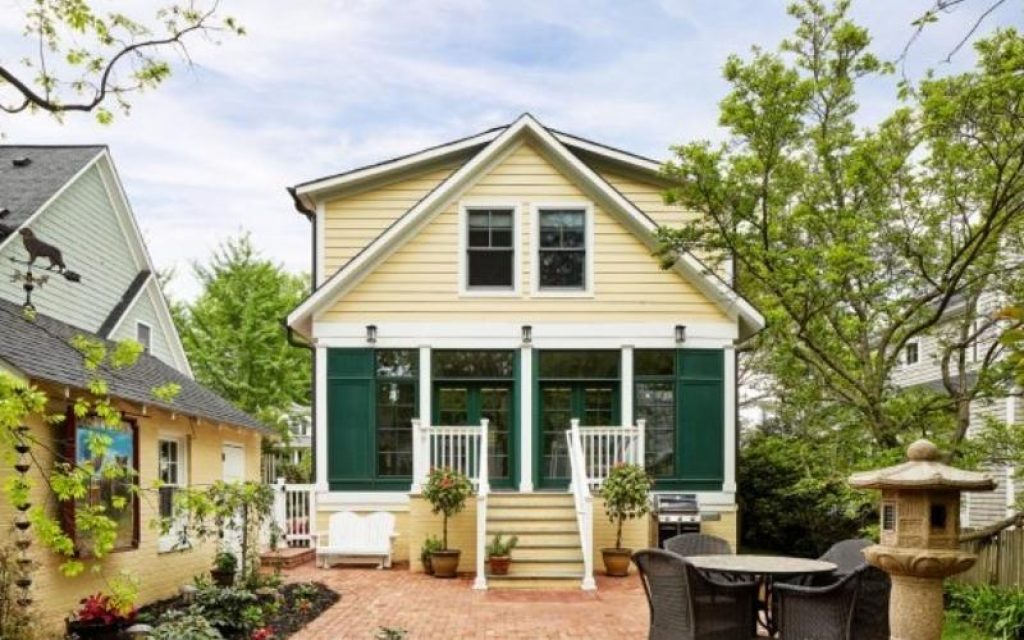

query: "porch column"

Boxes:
[723, 345, 737, 495]
[519, 346, 533, 492]
[314, 346, 328, 492]
[621, 345, 634, 427]
[412, 346, 431, 493]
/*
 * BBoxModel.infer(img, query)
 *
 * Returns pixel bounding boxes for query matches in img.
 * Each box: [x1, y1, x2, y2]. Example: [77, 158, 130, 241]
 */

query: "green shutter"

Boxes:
[327, 349, 374, 489]
[676, 349, 725, 491]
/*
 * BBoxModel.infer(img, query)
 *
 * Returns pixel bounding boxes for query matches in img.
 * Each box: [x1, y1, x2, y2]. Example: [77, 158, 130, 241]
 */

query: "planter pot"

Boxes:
[489, 555, 511, 576]
[210, 568, 235, 587]
[431, 549, 461, 578]
[66, 618, 129, 640]
[601, 548, 633, 577]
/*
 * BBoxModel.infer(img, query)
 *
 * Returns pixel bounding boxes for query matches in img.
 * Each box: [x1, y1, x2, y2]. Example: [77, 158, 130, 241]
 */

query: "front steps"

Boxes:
[485, 493, 585, 589]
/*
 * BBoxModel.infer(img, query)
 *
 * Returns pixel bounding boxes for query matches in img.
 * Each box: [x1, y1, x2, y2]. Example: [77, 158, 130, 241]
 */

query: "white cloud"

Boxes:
[1, 0, 1019, 300]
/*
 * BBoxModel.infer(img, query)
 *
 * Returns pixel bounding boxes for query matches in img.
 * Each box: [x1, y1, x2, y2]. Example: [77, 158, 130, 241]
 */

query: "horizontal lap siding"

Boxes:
[322, 143, 728, 323]
[109, 282, 175, 365]
[322, 163, 462, 274]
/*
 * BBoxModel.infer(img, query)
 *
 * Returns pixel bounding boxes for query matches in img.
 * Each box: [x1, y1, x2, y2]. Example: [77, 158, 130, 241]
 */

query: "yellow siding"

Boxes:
[323, 162, 463, 274]
[591, 498, 650, 576]
[408, 494, 478, 573]
[3, 401, 262, 633]
[321, 142, 727, 323]
[596, 169, 700, 230]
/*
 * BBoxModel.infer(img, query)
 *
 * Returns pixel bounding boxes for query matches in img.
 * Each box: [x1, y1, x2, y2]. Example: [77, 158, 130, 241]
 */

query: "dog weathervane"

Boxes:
[9, 227, 81, 319]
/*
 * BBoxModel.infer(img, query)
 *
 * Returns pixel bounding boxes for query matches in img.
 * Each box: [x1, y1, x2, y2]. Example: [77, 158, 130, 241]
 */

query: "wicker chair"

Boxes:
[633, 549, 694, 640]
[819, 539, 873, 575]
[775, 569, 860, 640]
[851, 564, 890, 640]
[664, 533, 732, 557]
[684, 561, 758, 640]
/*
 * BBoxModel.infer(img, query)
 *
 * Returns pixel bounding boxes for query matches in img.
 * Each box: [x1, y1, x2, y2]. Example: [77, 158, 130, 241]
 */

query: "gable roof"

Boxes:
[287, 114, 765, 338]
[98, 269, 153, 338]
[0, 145, 105, 241]
[0, 298, 268, 432]
[0, 146, 193, 376]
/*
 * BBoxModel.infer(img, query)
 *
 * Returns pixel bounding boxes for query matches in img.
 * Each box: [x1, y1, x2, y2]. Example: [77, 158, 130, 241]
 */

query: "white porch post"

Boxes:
[723, 345, 737, 495]
[520, 346, 534, 492]
[314, 346, 328, 492]
[621, 345, 634, 427]
[412, 346, 431, 492]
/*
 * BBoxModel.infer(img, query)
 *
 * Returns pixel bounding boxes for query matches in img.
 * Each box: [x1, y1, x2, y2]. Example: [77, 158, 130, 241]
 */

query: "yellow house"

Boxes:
[0, 145, 267, 630]
[286, 115, 763, 588]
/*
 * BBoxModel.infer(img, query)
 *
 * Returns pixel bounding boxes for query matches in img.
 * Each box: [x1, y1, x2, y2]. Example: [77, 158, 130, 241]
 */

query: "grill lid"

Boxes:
[652, 493, 699, 514]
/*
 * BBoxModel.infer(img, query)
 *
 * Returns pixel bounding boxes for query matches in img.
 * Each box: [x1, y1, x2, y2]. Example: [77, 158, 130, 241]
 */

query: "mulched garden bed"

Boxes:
[136, 581, 339, 639]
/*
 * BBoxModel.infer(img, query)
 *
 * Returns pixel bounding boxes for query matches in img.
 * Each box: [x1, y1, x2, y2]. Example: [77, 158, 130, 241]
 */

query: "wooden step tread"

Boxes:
[486, 571, 582, 580]
[488, 516, 576, 522]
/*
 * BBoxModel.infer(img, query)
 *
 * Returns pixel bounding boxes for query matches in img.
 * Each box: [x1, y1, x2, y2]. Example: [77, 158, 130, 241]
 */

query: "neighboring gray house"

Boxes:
[892, 292, 1021, 528]
[0, 145, 189, 373]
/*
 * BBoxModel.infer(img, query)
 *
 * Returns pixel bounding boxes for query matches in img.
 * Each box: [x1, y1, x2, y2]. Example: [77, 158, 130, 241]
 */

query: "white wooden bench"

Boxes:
[315, 511, 398, 569]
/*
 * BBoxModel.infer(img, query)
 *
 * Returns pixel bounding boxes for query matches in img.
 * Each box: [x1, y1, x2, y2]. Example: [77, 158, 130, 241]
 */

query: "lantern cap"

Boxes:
[849, 439, 996, 491]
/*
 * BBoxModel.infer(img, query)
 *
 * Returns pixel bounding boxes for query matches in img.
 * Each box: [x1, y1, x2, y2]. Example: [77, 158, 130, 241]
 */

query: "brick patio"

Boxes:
[283, 562, 650, 639]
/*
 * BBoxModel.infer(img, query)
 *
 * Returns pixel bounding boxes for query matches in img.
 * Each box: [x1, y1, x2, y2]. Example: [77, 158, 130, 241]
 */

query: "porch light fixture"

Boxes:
[521, 325, 532, 345]
[674, 325, 687, 344]
[366, 324, 377, 344]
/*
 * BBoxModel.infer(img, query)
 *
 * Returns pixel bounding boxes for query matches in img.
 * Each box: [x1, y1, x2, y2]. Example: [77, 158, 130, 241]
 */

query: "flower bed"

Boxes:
[136, 581, 339, 639]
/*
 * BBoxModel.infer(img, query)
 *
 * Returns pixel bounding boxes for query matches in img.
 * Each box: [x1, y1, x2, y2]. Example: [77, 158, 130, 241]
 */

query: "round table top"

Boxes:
[686, 554, 836, 576]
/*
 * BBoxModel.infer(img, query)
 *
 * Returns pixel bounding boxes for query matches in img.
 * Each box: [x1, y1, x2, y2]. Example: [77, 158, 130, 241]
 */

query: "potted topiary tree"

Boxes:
[210, 550, 237, 587]
[420, 535, 442, 575]
[600, 463, 653, 577]
[422, 467, 473, 578]
[486, 533, 518, 576]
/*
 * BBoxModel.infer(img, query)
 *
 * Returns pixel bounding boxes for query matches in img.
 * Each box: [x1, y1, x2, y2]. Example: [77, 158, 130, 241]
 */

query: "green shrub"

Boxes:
[738, 431, 874, 556]
[946, 582, 1024, 639]
[422, 467, 473, 550]
[151, 611, 223, 640]
[420, 534, 442, 567]
[192, 586, 259, 632]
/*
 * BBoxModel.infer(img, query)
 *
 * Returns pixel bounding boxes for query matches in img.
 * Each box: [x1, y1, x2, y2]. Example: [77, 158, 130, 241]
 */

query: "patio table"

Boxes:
[686, 554, 837, 637]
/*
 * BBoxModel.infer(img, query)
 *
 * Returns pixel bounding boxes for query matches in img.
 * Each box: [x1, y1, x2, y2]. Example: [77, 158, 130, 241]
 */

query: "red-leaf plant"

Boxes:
[73, 593, 136, 626]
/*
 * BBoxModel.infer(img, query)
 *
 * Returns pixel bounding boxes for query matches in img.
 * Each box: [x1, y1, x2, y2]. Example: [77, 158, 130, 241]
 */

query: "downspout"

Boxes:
[286, 186, 318, 484]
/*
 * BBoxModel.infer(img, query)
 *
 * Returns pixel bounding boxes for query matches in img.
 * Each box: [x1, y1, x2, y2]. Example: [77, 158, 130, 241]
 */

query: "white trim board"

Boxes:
[287, 114, 764, 339]
[312, 321, 739, 341]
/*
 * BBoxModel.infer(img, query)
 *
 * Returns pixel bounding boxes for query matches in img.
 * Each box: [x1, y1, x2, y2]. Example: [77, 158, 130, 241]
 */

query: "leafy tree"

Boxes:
[657, 0, 1024, 458]
[1, 0, 243, 123]
[173, 234, 310, 431]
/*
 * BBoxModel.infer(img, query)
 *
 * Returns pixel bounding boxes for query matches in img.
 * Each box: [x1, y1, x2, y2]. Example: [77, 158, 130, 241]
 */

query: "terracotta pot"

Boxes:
[489, 555, 511, 576]
[431, 549, 461, 578]
[602, 548, 633, 577]
[210, 568, 235, 587]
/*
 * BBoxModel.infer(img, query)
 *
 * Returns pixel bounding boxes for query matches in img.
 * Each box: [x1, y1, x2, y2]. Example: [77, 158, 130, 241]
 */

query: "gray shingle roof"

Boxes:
[0, 298, 268, 433]
[0, 145, 105, 241]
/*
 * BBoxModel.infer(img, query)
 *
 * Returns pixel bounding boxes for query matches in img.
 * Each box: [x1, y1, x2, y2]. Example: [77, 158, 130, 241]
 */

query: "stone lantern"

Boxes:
[849, 439, 995, 640]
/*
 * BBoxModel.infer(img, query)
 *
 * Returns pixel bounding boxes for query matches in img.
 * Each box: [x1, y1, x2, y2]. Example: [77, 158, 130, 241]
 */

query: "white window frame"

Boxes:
[530, 202, 595, 297]
[157, 435, 189, 553]
[904, 341, 919, 366]
[137, 321, 153, 354]
[458, 200, 521, 297]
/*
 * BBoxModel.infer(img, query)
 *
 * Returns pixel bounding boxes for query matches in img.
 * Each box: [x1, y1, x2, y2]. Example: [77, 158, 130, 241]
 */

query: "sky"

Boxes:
[1, 0, 1021, 301]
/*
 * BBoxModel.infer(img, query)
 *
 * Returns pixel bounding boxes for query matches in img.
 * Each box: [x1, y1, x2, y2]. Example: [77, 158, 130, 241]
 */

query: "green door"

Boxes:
[536, 382, 618, 489]
[434, 383, 515, 489]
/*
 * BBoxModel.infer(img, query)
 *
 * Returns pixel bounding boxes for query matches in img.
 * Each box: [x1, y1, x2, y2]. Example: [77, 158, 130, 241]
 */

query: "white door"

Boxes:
[222, 444, 245, 481]
[221, 444, 246, 557]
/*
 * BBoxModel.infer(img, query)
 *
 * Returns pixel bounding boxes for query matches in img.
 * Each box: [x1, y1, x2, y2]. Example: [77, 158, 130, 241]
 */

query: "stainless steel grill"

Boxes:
[652, 493, 701, 546]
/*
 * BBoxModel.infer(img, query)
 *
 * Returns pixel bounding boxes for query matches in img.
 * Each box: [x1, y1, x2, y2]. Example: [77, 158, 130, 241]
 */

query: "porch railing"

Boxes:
[572, 419, 646, 490]
[413, 419, 490, 590]
[565, 419, 646, 590]
[271, 479, 316, 549]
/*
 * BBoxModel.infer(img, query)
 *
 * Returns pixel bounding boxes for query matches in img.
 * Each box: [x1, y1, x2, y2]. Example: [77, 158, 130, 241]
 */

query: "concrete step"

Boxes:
[488, 493, 575, 508]
[486, 519, 577, 533]
[488, 507, 576, 520]
[486, 571, 583, 590]
[498, 532, 581, 547]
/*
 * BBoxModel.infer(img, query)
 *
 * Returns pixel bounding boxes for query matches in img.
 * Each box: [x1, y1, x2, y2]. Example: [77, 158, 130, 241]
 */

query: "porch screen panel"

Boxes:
[677, 349, 725, 491]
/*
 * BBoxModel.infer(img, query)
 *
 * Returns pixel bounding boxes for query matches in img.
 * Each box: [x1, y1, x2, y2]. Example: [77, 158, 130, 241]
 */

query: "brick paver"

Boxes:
[284, 563, 649, 639]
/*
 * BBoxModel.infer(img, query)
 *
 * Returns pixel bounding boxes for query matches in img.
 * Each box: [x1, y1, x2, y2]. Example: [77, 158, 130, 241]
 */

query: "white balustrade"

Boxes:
[571, 419, 646, 489]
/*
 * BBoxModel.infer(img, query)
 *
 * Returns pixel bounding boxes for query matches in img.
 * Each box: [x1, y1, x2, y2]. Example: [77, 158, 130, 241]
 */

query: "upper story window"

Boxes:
[137, 322, 152, 354]
[905, 341, 919, 365]
[465, 207, 515, 291]
[537, 208, 588, 292]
